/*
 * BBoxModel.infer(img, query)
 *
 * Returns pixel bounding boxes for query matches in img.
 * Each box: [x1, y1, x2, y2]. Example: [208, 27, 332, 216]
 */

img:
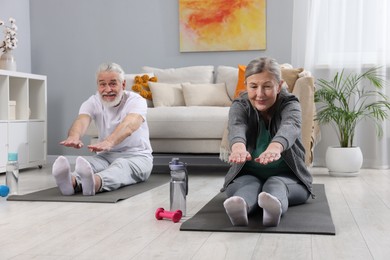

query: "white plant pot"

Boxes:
[325, 146, 363, 177]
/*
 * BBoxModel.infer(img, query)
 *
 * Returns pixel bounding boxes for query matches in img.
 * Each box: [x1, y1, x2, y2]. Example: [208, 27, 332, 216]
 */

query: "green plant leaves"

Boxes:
[314, 67, 390, 147]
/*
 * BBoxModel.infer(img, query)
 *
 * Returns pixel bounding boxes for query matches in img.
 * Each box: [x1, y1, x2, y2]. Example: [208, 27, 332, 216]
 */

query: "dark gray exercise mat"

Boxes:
[7, 173, 170, 203]
[180, 184, 335, 235]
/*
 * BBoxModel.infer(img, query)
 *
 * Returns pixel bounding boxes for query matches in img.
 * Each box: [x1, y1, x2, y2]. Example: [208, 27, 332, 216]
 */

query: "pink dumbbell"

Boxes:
[155, 207, 182, 223]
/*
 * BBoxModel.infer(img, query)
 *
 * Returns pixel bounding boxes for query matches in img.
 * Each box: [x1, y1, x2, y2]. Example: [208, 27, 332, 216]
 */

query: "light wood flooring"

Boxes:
[0, 164, 390, 260]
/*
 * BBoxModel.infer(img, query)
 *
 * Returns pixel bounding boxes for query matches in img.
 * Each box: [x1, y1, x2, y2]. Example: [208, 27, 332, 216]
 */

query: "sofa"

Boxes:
[86, 65, 319, 166]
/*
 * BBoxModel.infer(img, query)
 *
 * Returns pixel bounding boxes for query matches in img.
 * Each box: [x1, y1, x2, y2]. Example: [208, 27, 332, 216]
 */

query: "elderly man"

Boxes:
[52, 62, 153, 196]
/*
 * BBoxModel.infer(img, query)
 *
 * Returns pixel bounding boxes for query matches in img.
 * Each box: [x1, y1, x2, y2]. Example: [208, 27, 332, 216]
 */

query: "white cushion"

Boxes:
[142, 66, 214, 84]
[148, 82, 185, 107]
[147, 106, 229, 138]
[215, 66, 238, 100]
[150, 139, 222, 153]
[181, 83, 232, 107]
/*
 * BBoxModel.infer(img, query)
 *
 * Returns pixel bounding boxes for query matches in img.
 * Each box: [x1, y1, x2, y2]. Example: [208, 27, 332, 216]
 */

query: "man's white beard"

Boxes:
[100, 88, 124, 108]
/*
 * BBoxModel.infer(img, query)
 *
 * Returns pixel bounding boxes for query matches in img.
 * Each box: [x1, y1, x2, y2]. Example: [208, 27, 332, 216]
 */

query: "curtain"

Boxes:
[292, 0, 390, 169]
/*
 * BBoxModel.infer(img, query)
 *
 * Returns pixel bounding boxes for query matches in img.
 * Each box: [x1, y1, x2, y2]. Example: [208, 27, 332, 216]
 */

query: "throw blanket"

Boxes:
[219, 126, 230, 163]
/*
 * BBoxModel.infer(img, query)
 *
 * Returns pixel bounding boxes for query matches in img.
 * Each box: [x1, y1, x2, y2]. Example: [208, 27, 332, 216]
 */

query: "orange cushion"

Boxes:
[234, 65, 246, 98]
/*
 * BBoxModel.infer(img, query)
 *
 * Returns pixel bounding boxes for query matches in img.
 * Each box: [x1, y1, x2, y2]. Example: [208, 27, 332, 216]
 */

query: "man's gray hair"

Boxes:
[96, 62, 125, 83]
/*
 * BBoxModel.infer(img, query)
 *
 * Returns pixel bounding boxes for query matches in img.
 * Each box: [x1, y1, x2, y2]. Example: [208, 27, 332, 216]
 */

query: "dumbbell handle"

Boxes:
[155, 208, 182, 223]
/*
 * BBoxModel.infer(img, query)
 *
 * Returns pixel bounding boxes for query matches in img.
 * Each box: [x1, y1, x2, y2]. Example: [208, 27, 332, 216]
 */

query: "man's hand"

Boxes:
[60, 114, 91, 149]
[60, 137, 84, 149]
[229, 142, 252, 164]
[87, 140, 114, 152]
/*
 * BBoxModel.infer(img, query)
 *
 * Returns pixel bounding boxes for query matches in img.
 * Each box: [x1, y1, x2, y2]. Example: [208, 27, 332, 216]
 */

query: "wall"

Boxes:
[0, 0, 31, 73]
[29, 0, 294, 156]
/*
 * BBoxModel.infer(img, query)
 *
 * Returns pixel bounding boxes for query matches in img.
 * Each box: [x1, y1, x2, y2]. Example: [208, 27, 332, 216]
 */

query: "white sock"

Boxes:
[75, 156, 96, 196]
[52, 156, 74, 196]
[258, 192, 282, 227]
[223, 196, 248, 226]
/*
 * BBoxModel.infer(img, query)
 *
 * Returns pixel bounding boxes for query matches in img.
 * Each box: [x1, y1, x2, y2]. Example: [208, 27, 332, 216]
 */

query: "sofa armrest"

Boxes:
[292, 76, 319, 166]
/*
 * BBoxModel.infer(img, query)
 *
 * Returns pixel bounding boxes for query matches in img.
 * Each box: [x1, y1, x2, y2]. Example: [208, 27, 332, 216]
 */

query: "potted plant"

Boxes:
[314, 67, 390, 176]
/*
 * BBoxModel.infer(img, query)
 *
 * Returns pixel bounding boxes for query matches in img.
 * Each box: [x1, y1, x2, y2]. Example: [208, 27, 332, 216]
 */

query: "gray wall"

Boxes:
[28, 0, 294, 156]
[0, 0, 31, 73]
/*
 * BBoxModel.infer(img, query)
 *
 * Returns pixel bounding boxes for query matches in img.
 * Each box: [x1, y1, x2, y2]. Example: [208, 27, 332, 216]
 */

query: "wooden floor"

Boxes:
[0, 164, 389, 260]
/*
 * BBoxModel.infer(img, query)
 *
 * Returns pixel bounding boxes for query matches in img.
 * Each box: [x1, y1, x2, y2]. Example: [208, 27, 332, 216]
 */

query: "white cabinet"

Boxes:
[0, 70, 47, 172]
[8, 122, 29, 165]
[28, 121, 46, 163]
[0, 123, 7, 168]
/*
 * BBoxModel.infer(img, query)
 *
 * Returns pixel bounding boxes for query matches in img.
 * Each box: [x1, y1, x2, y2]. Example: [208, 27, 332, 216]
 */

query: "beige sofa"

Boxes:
[86, 65, 319, 166]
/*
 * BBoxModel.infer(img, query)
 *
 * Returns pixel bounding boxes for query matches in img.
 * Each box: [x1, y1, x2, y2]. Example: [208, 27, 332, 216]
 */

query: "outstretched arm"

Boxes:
[60, 114, 91, 149]
[229, 142, 252, 164]
[87, 113, 144, 152]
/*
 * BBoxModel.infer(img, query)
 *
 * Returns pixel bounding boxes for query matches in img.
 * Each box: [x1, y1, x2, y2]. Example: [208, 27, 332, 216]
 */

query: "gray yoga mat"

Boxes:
[7, 173, 170, 203]
[180, 184, 335, 235]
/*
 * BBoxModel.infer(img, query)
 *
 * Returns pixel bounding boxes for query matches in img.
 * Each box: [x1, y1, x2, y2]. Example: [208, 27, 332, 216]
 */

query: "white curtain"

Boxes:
[292, 0, 390, 169]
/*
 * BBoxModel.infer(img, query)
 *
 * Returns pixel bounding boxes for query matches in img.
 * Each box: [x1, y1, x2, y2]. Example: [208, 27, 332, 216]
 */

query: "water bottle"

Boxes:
[169, 158, 188, 216]
[6, 152, 19, 195]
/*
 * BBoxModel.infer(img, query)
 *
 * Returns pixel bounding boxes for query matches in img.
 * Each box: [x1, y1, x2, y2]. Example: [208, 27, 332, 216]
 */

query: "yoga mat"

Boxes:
[7, 173, 170, 203]
[180, 184, 335, 235]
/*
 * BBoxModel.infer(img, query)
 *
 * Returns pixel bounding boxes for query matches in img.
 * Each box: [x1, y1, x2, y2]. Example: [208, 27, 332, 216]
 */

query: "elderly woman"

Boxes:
[221, 57, 313, 227]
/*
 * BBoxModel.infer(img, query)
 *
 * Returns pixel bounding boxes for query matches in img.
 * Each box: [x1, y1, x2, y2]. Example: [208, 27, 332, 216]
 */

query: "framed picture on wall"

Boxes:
[179, 0, 266, 52]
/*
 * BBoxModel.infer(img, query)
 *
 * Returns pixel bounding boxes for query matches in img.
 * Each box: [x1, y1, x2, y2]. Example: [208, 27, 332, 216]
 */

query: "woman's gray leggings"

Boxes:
[225, 173, 310, 214]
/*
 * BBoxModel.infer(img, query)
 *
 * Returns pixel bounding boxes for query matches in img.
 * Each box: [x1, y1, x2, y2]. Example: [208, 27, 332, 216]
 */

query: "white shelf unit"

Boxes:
[0, 69, 47, 173]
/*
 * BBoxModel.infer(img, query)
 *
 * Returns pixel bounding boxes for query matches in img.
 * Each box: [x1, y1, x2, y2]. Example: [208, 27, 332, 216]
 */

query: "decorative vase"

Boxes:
[325, 146, 363, 177]
[0, 50, 17, 71]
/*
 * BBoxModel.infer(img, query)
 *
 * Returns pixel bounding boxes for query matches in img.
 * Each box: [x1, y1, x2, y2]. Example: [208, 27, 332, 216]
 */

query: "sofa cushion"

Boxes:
[233, 64, 247, 98]
[148, 82, 185, 107]
[142, 66, 214, 84]
[147, 106, 229, 139]
[215, 66, 238, 100]
[181, 83, 232, 107]
[150, 139, 222, 154]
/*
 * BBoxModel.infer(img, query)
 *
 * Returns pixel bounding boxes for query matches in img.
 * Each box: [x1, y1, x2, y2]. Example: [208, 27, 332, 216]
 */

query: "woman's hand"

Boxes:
[255, 142, 283, 165]
[229, 143, 252, 164]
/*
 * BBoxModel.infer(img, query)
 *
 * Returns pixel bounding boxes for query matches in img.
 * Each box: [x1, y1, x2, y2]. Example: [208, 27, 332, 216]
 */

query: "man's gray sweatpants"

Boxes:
[73, 151, 153, 192]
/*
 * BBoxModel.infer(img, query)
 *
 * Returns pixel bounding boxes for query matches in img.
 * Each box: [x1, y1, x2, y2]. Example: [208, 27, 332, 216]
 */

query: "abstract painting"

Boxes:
[179, 0, 266, 52]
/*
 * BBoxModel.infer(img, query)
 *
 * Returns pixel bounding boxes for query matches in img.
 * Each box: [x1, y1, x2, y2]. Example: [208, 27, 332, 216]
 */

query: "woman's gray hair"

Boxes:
[245, 57, 281, 83]
[96, 62, 125, 83]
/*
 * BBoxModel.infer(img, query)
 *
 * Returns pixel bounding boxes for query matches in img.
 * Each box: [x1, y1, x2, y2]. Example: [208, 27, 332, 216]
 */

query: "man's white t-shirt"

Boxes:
[79, 90, 152, 157]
